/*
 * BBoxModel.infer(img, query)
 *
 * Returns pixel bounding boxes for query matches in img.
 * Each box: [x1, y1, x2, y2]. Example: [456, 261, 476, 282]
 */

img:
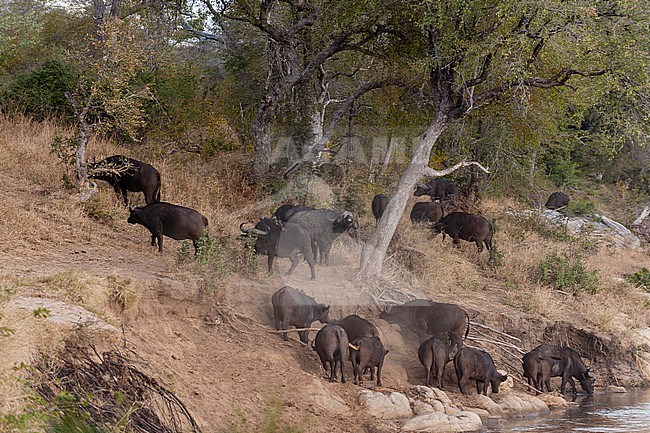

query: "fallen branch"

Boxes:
[268, 327, 322, 334]
[471, 322, 521, 342]
[466, 336, 526, 354]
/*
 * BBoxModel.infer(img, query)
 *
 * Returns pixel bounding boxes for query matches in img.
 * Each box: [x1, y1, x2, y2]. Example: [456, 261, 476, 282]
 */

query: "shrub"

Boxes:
[626, 267, 650, 293]
[178, 234, 258, 293]
[563, 199, 597, 217]
[537, 252, 599, 294]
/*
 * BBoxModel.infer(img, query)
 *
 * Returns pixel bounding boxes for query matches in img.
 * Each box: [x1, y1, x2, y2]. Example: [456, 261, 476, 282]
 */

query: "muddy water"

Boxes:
[482, 390, 650, 432]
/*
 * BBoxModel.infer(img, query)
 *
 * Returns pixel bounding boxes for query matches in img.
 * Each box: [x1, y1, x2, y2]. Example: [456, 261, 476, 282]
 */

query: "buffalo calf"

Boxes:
[454, 347, 507, 395]
[128, 202, 207, 254]
[371, 194, 389, 221]
[418, 337, 450, 389]
[350, 336, 388, 386]
[314, 324, 349, 383]
[410, 202, 444, 224]
[271, 286, 330, 344]
[545, 192, 570, 210]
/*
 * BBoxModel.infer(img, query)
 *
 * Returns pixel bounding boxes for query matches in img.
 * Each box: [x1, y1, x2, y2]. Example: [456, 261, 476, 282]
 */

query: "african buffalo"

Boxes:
[271, 286, 330, 344]
[335, 315, 379, 343]
[88, 155, 161, 206]
[410, 202, 444, 224]
[414, 178, 458, 201]
[240, 217, 316, 280]
[430, 212, 493, 253]
[522, 344, 595, 394]
[379, 299, 469, 352]
[314, 324, 349, 383]
[287, 209, 359, 266]
[127, 202, 208, 254]
[273, 204, 296, 222]
[454, 347, 508, 395]
[350, 336, 388, 386]
[372, 194, 389, 221]
[545, 192, 570, 210]
[282, 205, 315, 222]
[418, 337, 450, 389]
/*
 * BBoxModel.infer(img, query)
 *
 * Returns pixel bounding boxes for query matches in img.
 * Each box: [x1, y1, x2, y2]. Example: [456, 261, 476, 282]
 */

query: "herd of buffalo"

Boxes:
[272, 286, 595, 396]
[88, 155, 589, 396]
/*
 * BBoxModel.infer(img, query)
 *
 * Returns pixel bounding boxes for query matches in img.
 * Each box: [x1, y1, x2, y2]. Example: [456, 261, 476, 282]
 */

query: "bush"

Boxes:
[178, 234, 258, 293]
[537, 252, 599, 294]
[626, 267, 650, 292]
[563, 199, 597, 217]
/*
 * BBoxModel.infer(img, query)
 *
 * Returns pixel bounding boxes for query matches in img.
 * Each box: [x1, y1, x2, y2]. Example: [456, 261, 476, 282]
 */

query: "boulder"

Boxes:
[306, 379, 350, 415]
[401, 411, 482, 432]
[605, 385, 628, 393]
[359, 390, 413, 419]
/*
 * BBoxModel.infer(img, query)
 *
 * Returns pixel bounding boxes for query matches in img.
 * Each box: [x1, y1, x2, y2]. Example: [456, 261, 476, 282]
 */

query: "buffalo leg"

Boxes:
[376, 362, 383, 386]
[339, 359, 346, 383]
[297, 329, 309, 344]
[457, 371, 466, 394]
[150, 234, 157, 248]
[436, 364, 444, 389]
[267, 255, 274, 274]
[120, 185, 129, 207]
[476, 380, 482, 395]
[321, 243, 333, 266]
[304, 252, 317, 280]
[286, 254, 299, 276]
[154, 231, 164, 253]
[192, 239, 199, 255]
[425, 368, 431, 387]
[475, 240, 483, 253]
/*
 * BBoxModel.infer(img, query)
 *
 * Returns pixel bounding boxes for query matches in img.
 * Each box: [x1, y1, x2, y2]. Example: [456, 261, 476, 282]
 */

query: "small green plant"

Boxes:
[80, 195, 120, 227]
[563, 199, 597, 217]
[537, 252, 599, 294]
[626, 267, 650, 292]
[177, 234, 259, 293]
[0, 312, 16, 337]
[32, 308, 50, 319]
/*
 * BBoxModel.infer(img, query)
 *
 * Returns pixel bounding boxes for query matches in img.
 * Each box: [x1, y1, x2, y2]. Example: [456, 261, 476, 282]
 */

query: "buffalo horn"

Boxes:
[417, 182, 431, 191]
[239, 223, 270, 235]
[349, 343, 359, 351]
[587, 371, 596, 379]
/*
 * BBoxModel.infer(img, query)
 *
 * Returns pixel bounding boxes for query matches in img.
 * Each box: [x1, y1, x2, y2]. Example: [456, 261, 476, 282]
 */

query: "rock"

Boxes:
[508, 210, 640, 250]
[518, 395, 551, 413]
[494, 394, 548, 414]
[359, 390, 413, 419]
[413, 401, 435, 416]
[306, 380, 350, 415]
[536, 393, 570, 408]
[401, 410, 482, 432]
[605, 385, 627, 393]
[9, 297, 118, 332]
[471, 394, 503, 415]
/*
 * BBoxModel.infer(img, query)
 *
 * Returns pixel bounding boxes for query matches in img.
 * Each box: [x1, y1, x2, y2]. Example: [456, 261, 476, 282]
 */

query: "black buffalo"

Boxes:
[287, 209, 359, 266]
[522, 344, 595, 394]
[240, 218, 316, 280]
[410, 202, 444, 224]
[335, 315, 379, 343]
[88, 155, 161, 206]
[454, 347, 508, 395]
[371, 194, 389, 221]
[379, 299, 469, 352]
[273, 204, 296, 222]
[545, 192, 570, 210]
[414, 178, 459, 201]
[350, 336, 388, 386]
[127, 202, 208, 254]
[431, 212, 493, 253]
[271, 286, 330, 344]
[418, 337, 450, 389]
[314, 324, 349, 383]
[282, 205, 315, 222]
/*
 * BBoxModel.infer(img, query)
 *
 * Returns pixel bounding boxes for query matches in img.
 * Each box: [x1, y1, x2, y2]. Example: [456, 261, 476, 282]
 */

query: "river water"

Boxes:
[481, 390, 650, 432]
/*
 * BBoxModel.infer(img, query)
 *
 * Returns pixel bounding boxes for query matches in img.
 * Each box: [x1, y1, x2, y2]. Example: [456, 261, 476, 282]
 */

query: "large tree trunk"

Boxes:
[359, 115, 447, 277]
[251, 97, 275, 177]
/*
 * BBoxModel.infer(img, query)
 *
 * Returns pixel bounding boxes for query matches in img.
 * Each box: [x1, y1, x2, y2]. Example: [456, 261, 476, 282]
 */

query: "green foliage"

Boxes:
[1, 60, 76, 121]
[537, 252, 599, 294]
[32, 307, 50, 319]
[178, 234, 259, 293]
[80, 195, 120, 228]
[563, 199, 597, 217]
[626, 268, 650, 293]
